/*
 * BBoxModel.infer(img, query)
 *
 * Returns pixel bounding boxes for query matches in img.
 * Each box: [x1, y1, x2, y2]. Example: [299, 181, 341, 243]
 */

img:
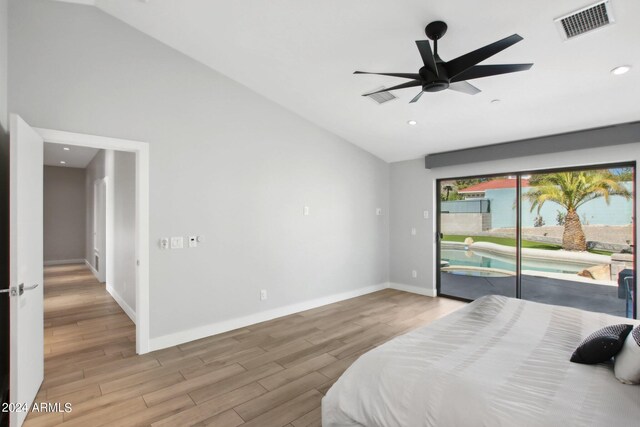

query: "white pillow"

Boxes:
[615, 325, 640, 384]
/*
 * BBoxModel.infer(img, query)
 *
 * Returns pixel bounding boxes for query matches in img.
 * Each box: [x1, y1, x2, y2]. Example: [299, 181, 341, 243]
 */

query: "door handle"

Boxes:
[1, 287, 19, 296]
[18, 283, 39, 296]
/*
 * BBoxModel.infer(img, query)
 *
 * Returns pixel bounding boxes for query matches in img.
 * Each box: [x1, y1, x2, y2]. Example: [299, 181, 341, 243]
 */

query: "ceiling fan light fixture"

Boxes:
[611, 65, 631, 75]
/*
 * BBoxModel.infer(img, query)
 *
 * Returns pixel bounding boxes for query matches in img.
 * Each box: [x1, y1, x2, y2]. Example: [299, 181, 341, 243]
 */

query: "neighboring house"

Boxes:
[456, 178, 633, 228]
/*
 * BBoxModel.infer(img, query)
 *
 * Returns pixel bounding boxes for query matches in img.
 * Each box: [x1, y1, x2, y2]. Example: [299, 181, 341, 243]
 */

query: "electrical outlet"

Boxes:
[423, 210, 429, 219]
[412, 270, 418, 278]
[411, 228, 417, 236]
[260, 289, 268, 301]
[303, 206, 310, 216]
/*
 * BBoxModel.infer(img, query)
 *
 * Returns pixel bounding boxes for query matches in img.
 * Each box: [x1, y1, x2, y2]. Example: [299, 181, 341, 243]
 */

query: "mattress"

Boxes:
[322, 295, 640, 427]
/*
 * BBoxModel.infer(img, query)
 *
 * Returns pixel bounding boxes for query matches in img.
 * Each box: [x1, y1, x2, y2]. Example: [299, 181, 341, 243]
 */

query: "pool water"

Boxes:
[440, 248, 584, 275]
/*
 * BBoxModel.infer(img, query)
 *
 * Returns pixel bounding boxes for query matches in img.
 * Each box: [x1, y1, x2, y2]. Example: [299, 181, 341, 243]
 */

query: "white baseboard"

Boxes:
[44, 258, 85, 266]
[106, 284, 137, 324]
[149, 282, 388, 352]
[388, 282, 437, 297]
[84, 259, 100, 279]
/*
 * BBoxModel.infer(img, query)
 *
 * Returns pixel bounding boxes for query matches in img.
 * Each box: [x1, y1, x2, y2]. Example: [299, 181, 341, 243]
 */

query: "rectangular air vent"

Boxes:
[366, 87, 397, 104]
[554, 1, 614, 40]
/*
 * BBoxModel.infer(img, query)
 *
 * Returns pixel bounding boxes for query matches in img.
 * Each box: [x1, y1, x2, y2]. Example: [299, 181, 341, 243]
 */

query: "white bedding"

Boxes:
[322, 295, 640, 427]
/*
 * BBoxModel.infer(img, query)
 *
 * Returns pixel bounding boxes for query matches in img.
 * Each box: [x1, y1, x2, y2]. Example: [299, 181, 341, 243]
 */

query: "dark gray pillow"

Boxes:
[570, 324, 633, 364]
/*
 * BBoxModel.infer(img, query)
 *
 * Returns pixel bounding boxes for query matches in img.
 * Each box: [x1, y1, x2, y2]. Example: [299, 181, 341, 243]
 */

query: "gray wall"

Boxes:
[85, 149, 106, 273]
[113, 151, 136, 313]
[0, 0, 6, 132]
[43, 166, 86, 262]
[389, 159, 433, 288]
[9, 0, 389, 340]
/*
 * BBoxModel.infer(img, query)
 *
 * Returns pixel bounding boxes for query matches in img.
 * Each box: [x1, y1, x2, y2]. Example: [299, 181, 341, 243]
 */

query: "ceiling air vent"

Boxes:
[366, 87, 397, 104]
[554, 0, 614, 40]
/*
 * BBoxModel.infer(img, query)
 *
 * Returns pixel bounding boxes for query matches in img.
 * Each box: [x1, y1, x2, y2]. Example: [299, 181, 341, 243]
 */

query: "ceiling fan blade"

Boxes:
[445, 34, 524, 79]
[415, 40, 438, 76]
[354, 71, 421, 80]
[448, 81, 481, 95]
[450, 63, 533, 82]
[362, 80, 422, 96]
[409, 91, 425, 103]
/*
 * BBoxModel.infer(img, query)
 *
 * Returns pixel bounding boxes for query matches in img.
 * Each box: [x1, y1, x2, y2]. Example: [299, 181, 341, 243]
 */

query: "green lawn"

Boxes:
[442, 235, 614, 256]
[443, 235, 561, 250]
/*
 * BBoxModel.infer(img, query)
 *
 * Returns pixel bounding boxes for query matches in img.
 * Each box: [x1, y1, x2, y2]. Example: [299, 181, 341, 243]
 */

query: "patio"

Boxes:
[440, 272, 630, 317]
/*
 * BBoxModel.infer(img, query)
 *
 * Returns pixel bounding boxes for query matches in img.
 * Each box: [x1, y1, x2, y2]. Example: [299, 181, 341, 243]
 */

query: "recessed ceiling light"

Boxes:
[63, 147, 70, 151]
[60, 161, 66, 164]
[407, 120, 417, 126]
[611, 65, 631, 75]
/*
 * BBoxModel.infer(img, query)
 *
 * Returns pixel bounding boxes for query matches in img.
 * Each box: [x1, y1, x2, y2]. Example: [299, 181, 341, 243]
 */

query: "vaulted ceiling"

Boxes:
[68, 1, 640, 162]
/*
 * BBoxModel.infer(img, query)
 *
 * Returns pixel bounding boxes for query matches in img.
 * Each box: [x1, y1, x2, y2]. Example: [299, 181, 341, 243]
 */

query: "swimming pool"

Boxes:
[440, 247, 589, 276]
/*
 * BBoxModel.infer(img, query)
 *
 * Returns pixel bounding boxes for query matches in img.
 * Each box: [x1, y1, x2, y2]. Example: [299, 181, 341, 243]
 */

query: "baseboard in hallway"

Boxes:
[43, 258, 85, 266]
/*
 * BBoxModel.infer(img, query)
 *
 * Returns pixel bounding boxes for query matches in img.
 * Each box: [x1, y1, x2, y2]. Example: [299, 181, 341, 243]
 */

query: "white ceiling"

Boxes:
[44, 142, 99, 168]
[81, 0, 640, 162]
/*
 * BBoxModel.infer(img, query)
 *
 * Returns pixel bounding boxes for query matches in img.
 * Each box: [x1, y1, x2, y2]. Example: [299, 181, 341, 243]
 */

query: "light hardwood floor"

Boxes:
[24, 264, 465, 427]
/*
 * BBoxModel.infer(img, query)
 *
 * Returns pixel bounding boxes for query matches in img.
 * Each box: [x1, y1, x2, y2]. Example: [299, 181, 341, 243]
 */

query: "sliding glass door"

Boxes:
[438, 176, 518, 300]
[437, 164, 636, 318]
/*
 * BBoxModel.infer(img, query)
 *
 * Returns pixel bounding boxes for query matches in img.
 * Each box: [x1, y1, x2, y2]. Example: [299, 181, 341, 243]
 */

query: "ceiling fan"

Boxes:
[355, 21, 533, 103]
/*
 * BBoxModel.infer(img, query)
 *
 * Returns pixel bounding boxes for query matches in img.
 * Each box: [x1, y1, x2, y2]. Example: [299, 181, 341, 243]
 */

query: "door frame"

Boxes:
[436, 161, 636, 319]
[35, 127, 151, 354]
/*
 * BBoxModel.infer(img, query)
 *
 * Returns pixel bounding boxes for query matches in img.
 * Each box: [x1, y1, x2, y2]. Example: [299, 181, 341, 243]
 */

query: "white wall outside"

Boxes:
[43, 165, 86, 263]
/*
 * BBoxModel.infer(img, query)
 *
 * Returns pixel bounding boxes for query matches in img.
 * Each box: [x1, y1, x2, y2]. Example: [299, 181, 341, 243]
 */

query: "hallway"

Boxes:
[25, 263, 138, 426]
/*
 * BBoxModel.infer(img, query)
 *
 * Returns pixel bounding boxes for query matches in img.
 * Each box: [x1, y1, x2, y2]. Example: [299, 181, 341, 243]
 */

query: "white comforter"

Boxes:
[322, 295, 640, 427]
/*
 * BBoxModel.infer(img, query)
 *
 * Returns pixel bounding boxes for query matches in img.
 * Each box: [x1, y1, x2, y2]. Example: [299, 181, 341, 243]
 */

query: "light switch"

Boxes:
[170, 236, 184, 249]
[411, 228, 417, 236]
[376, 208, 382, 216]
[423, 210, 429, 219]
[303, 206, 310, 216]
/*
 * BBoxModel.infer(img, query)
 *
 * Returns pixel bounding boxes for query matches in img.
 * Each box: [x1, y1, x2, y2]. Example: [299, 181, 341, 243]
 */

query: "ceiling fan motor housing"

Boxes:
[419, 65, 450, 92]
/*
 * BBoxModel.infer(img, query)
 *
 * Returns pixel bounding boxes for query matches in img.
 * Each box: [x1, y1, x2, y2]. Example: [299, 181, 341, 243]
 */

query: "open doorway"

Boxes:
[43, 144, 138, 327]
[37, 128, 150, 354]
[6, 117, 150, 426]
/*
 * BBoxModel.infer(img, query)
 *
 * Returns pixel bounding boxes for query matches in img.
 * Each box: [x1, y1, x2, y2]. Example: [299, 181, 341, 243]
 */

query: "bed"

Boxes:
[322, 295, 640, 427]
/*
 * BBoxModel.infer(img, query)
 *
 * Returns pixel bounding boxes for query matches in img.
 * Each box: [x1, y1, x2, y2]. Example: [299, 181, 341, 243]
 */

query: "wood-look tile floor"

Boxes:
[25, 264, 465, 427]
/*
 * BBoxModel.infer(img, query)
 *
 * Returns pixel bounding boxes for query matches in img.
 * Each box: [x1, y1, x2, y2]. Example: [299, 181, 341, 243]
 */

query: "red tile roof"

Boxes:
[458, 178, 530, 193]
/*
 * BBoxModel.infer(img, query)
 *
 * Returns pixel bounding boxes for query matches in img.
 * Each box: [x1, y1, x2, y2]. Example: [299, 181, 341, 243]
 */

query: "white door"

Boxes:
[93, 178, 106, 283]
[9, 114, 44, 427]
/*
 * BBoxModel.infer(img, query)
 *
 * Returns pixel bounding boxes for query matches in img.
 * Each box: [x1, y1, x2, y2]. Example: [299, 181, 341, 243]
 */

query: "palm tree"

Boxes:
[525, 170, 631, 251]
